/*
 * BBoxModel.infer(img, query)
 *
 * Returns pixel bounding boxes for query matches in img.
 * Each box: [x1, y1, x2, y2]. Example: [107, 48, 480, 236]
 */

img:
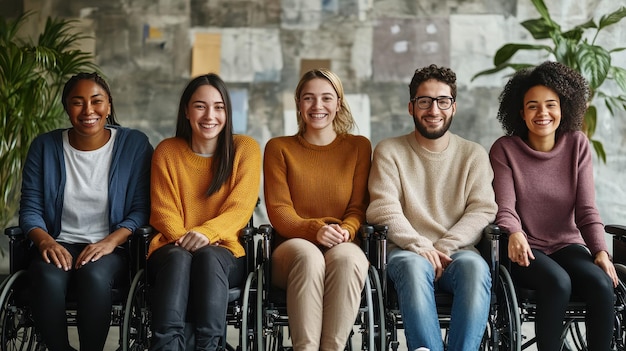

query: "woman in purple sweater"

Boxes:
[490, 61, 618, 350]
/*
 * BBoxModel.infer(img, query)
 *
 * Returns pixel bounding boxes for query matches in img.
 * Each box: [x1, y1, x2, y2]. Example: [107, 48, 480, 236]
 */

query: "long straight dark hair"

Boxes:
[175, 73, 234, 196]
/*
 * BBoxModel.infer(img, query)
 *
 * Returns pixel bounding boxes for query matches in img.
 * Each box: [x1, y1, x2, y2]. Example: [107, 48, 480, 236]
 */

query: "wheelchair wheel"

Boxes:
[0, 271, 40, 351]
[613, 264, 626, 351]
[122, 268, 150, 351]
[235, 269, 257, 351]
[484, 265, 520, 351]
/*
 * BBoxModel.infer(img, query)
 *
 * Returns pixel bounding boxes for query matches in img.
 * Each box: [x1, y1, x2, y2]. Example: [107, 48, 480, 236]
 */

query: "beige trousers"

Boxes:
[272, 238, 369, 351]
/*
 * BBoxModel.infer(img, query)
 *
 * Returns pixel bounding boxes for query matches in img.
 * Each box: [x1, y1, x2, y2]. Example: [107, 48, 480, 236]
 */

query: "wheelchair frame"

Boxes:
[0, 226, 138, 351]
[255, 224, 386, 351]
[121, 220, 260, 351]
[499, 224, 626, 351]
[360, 223, 521, 351]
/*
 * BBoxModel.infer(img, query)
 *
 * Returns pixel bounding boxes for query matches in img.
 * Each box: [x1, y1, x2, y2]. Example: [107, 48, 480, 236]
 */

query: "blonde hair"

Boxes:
[294, 68, 355, 135]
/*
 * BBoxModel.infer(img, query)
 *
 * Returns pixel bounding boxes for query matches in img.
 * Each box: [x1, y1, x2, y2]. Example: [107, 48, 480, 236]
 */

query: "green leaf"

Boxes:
[561, 27, 585, 41]
[471, 63, 536, 81]
[493, 43, 552, 66]
[598, 6, 626, 30]
[521, 18, 558, 39]
[591, 139, 606, 164]
[609, 66, 626, 94]
[530, 0, 553, 24]
[584, 105, 597, 137]
[576, 44, 611, 89]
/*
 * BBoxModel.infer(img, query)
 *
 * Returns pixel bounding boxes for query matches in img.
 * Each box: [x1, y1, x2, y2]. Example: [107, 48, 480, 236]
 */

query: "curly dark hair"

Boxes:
[409, 64, 457, 100]
[497, 61, 589, 138]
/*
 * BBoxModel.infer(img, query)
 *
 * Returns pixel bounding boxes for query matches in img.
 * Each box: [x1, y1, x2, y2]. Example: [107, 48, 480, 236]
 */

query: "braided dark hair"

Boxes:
[62, 72, 119, 126]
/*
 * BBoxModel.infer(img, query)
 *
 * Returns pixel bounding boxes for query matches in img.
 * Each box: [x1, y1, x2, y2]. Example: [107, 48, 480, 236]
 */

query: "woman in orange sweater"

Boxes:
[147, 73, 261, 350]
[263, 68, 371, 351]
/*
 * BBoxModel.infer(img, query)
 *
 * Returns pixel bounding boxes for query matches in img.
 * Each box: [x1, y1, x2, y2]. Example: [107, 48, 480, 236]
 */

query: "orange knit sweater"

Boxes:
[263, 134, 371, 245]
[148, 135, 261, 257]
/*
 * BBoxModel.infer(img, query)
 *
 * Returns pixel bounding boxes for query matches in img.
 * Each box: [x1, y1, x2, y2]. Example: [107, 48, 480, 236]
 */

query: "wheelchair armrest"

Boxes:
[133, 225, 153, 272]
[4, 226, 31, 274]
[4, 226, 24, 239]
[609, 225, 626, 265]
[607, 225, 626, 238]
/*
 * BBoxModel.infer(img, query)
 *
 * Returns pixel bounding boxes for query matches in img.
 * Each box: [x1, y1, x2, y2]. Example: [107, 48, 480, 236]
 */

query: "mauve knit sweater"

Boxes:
[489, 131, 608, 256]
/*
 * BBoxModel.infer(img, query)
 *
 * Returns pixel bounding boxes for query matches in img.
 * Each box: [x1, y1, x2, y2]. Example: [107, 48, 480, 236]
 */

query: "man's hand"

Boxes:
[420, 249, 452, 281]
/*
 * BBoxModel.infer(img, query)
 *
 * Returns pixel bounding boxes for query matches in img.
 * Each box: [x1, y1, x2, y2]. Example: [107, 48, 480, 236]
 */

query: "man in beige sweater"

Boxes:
[366, 64, 497, 351]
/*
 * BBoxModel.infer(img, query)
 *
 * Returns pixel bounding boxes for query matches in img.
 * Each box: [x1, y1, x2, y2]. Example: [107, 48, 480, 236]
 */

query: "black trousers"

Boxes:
[29, 243, 127, 351]
[511, 244, 615, 351]
[148, 244, 245, 351]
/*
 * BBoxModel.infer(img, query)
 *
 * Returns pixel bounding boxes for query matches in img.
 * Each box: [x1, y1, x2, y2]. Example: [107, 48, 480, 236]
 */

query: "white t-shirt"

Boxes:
[57, 128, 117, 244]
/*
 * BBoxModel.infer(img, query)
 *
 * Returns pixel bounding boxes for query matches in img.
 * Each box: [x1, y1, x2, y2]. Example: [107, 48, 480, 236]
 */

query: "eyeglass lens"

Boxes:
[414, 96, 453, 110]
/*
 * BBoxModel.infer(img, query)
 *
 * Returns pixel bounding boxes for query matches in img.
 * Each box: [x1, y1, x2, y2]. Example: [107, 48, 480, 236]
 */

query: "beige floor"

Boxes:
[88, 323, 545, 351]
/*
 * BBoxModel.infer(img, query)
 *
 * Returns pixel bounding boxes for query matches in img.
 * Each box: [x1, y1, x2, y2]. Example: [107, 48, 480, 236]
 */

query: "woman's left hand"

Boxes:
[176, 231, 211, 252]
[75, 240, 117, 269]
[595, 250, 618, 288]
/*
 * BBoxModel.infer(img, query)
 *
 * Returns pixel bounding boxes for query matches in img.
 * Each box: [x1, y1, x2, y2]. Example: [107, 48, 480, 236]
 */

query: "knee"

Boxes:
[149, 245, 192, 280]
[388, 251, 434, 286]
[277, 241, 325, 276]
[453, 253, 490, 285]
[29, 263, 68, 291]
[325, 244, 369, 278]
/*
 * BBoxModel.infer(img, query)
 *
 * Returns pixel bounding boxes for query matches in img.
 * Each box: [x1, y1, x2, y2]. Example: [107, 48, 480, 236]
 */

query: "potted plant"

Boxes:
[0, 12, 98, 231]
[472, 0, 626, 162]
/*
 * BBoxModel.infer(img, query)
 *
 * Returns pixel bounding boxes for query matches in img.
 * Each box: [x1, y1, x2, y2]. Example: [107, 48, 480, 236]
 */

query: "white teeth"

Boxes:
[81, 118, 98, 125]
[535, 120, 551, 125]
[310, 114, 326, 119]
[200, 123, 217, 129]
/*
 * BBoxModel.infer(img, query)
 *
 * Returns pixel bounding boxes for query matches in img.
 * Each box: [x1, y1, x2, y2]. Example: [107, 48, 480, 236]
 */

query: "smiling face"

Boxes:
[65, 79, 111, 140]
[185, 84, 226, 154]
[522, 85, 562, 148]
[297, 78, 340, 135]
[409, 79, 456, 140]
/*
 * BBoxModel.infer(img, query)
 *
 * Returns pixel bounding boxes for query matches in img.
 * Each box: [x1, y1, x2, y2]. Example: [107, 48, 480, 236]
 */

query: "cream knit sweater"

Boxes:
[366, 132, 497, 255]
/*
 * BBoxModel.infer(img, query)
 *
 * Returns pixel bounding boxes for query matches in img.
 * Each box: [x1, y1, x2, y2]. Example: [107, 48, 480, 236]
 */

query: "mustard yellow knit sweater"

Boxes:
[148, 135, 261, 257]
[263, 134, 371, 245]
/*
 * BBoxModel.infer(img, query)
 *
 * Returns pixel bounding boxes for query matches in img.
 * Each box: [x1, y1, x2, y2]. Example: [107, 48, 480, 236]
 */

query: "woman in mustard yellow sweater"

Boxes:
[264, 69, 371, 351]
[147, 74, 261, 350]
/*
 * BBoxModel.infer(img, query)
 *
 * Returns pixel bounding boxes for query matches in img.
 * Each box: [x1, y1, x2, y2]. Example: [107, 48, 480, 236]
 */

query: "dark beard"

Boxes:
[412, 114, 453, 140]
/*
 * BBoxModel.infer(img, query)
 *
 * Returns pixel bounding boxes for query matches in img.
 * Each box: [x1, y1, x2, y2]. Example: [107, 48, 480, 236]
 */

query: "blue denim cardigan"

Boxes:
[19, 126, 153, 239]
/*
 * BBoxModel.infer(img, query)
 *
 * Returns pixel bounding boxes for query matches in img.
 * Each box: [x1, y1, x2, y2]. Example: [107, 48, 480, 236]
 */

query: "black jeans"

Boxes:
[511, 244, 615, 351]
[148, 244, 245, 351]
[29, 243, 127, 351]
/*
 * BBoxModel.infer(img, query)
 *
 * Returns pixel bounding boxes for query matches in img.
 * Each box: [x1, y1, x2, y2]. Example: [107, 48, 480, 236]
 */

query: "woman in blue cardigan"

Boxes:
[19, 72, 153, 351]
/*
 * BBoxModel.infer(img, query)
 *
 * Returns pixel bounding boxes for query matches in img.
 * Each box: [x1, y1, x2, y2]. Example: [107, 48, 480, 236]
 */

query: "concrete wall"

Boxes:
[3, 0, 626, 239]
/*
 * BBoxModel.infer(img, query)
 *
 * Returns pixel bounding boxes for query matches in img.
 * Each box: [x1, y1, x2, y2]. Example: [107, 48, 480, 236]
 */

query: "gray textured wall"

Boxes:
[4, 0, 626, 239]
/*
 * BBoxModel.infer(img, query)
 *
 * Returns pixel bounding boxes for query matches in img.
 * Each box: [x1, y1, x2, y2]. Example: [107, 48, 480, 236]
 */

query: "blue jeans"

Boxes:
[387, 249, 491, 351]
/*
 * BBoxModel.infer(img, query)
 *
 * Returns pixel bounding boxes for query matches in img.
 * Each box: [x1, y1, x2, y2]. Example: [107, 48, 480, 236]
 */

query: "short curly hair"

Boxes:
[497, 61, 589, 138]
[409, 64, 457, 101]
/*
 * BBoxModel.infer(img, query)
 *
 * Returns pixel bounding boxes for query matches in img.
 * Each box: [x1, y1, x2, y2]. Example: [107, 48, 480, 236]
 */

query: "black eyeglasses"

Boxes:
[411, 96, 455, 110]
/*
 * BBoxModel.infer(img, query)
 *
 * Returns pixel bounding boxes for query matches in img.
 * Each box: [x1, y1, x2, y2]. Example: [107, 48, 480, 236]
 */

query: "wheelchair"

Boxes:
[121, 218, 260, 351]
[497, 224, 626, 351]
[360, 224, 520, 351]
[0, 225, 141, 351]
[255, 224, 386, 351]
